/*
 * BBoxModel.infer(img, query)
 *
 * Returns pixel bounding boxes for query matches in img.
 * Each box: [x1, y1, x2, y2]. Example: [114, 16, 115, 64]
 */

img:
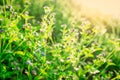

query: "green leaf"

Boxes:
[14, 51, 24, 56]
[92, 48, 103, 55]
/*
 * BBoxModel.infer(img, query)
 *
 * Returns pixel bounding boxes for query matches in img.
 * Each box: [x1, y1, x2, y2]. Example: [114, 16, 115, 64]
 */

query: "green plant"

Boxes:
[0, 0, 120, 80]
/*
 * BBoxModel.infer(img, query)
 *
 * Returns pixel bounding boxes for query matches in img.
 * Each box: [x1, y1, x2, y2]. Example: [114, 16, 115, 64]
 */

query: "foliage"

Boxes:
[0, 0, 120, 80]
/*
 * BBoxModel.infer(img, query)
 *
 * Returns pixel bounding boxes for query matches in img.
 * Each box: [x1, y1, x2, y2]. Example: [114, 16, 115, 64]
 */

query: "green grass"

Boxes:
[0, 0, 120, 80]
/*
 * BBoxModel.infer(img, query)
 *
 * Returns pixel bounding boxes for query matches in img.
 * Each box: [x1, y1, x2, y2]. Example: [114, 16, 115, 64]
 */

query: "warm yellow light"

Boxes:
[76, 0, 120, 18]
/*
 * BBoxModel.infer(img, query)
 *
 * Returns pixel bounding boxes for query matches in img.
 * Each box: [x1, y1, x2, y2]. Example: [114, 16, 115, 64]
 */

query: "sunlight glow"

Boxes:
[76, 0, 120, 18]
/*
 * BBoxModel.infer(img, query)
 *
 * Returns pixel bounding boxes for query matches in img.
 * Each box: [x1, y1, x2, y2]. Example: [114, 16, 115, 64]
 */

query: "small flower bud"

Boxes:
[32, 70, 37, 76]
[44, 6, 51, 14]
[26, 60, 33, 66]
[0, 28, 4, 33]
